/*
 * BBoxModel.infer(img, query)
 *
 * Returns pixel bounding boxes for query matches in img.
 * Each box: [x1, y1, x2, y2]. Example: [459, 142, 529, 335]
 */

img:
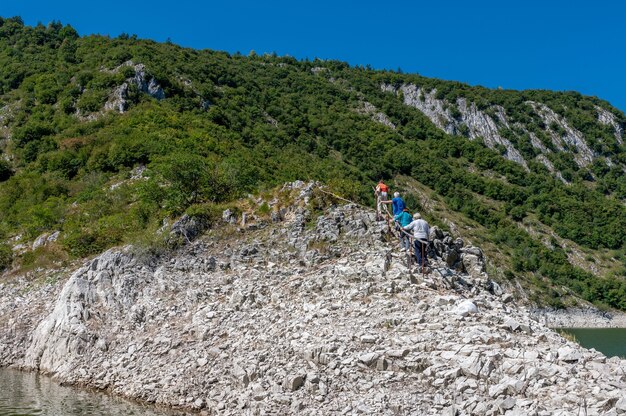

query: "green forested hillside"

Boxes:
[0, 17, 625, 309]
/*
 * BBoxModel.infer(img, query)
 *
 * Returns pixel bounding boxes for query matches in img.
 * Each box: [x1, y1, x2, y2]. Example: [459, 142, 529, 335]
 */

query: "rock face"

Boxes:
[105, 61, 165, 113]
[381, 83, 622, 179]
[24, 249, 138, 374]
[2, 182, 626, 415]
[383, 83, 527, 168]
[596, 105, 624, 144]
[358, 101, 396, 130]
[526, 101, 595, 167]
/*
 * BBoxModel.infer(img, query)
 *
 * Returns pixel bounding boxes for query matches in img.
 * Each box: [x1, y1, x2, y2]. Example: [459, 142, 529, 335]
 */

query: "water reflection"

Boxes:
[0, 368, 178, 416]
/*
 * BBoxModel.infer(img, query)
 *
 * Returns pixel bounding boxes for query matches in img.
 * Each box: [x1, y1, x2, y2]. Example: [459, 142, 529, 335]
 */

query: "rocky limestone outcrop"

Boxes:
[105, 61, 165, 113]
[382, 83, 528, 169]
[31, 231, 60, 250]
[526, 101, 595, 167]
[358, 101, 396, 129]
[2, 182, 626, 415]
[596, 105, 624, 145]
[23, 249, 139, 374]
[380, 83, 625, 178]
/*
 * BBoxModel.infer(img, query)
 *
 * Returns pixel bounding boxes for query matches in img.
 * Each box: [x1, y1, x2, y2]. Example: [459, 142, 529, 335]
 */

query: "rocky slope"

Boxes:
[2, 182, 626, 415]
[381, 83, 623, 179]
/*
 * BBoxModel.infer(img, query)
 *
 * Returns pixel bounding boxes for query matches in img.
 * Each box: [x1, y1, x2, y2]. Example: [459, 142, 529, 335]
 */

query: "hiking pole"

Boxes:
[371, 186, 380, 221]
[421, 240, 425, 276]
[383, 205, 392, 233]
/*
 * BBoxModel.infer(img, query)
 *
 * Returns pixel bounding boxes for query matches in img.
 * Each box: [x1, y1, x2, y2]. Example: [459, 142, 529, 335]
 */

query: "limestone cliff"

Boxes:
[382, 83, 623, 181]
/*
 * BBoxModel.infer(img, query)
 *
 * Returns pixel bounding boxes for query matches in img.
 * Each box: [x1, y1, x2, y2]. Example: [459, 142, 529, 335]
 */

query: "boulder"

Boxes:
[455, 300, 478, 317]
[557, 346, 582, 362]
[461, 248, 486, 278]
[444, 249, 460, 268]
[169, 214, 206, 245]
[429, 226, 444, 241]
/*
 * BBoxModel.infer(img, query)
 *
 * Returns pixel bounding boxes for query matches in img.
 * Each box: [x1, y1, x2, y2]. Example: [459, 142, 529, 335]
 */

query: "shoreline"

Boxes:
[0, 366, 193, 415]
[531, 307, 626, 329]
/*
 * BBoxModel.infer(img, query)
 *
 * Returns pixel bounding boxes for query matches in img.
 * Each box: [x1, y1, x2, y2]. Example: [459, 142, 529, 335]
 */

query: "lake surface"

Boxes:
[0, 368, 179, 416]
[559, 328, 626, 359]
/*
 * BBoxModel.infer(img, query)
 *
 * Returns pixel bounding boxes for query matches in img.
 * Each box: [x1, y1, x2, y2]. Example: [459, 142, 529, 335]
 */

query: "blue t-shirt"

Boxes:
[391, 197, 406, 216]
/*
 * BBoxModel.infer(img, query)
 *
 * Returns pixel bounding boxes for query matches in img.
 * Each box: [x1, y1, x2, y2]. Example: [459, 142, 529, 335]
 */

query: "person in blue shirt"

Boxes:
[382, 192, 406, 216]
[394, 208, 413, 251]
[390, 192, 406, 216]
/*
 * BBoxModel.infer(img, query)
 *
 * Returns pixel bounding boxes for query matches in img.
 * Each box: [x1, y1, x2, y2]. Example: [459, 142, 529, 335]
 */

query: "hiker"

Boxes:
[385, 191, 406, 216]
[374, 180, 389, 220]
[394, 207, 413, 251]
[404, 213, 430, 267]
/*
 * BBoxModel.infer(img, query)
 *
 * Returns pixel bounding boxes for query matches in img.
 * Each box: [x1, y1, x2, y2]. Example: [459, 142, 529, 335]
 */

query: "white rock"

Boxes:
[557, 346, 582, 362]
[455, 300, 478, 317]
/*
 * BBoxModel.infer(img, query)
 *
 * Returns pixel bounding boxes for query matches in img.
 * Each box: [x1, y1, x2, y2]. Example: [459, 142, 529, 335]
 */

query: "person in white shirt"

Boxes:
[403, 213, 430, 267]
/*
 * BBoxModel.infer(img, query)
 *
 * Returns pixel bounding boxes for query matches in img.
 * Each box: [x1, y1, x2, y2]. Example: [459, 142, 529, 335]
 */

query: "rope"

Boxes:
[317, 186, 464, 292]
[316, 185, 429, 277]
[317, 188, 372, 210]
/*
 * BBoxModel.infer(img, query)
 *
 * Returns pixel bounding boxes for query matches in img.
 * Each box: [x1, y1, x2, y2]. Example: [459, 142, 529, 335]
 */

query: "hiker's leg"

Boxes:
[413, 240, 421, 265]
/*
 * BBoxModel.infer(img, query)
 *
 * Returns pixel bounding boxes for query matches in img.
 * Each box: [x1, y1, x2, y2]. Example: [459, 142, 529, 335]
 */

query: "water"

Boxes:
[0, 368, 179, 416]
[559, 328, 626, 359]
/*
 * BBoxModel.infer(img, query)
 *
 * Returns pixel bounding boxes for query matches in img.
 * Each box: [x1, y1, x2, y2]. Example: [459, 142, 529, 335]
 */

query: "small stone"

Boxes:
[291, 400, 304, 411]
[498, 397, 516, 411]
[359, 352, 379, 366]
[231, 364, 249, 387]
[504, 318, 521, 332]
[283, 374, 305, 391]
[376, 358, 389, 371]
[386, 349, 410, 358]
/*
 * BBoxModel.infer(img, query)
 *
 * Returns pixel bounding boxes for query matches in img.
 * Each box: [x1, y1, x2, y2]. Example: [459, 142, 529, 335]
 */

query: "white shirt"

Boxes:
[404, 219, 430, 241]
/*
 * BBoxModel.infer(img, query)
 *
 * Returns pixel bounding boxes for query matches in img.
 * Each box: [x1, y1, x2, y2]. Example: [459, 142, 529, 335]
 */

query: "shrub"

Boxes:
[0, 244, 13, 271]
[184, 203, 223, 226]
[0, 160, 13, 182]
[76, 89, 108, 113]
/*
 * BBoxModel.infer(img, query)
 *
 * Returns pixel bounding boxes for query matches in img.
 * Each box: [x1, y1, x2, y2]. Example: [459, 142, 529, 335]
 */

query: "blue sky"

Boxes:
[3, 0, 626, 111]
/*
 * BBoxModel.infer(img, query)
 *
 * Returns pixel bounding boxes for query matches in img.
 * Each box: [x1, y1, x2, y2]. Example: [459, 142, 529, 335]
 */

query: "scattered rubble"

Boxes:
[1, 182, 626, 415]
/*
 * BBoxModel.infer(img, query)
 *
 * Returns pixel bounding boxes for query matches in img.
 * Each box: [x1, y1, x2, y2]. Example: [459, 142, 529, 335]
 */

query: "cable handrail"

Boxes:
[318, 185, 428, 275]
